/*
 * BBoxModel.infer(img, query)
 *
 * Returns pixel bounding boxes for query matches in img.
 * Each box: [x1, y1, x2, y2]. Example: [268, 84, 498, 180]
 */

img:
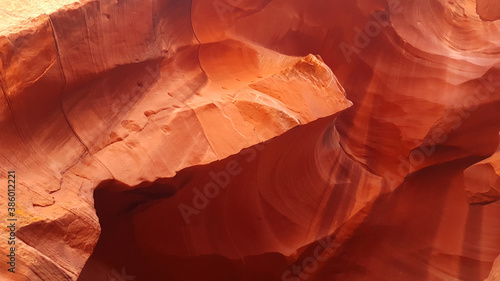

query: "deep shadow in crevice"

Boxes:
[77, 112, 352, 281]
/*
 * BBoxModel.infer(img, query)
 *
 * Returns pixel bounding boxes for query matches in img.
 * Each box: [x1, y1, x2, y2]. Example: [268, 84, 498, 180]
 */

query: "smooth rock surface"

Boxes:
[0, 0, 499, 280]
[465, 133, 500, 204]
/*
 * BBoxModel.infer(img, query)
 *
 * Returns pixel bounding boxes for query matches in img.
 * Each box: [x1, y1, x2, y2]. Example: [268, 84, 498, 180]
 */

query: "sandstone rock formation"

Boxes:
[486, 255, 500, 280]
[465, 133, 500, 205]
[0, 0, 499, 281]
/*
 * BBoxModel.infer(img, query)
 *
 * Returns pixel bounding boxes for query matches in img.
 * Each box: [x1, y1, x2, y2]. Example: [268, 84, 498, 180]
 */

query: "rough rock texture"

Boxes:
[0, 0, 499, 281]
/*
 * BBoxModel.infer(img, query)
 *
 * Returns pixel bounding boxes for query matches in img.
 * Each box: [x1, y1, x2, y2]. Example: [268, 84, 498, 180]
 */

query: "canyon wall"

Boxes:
[0, 0, 499, 280]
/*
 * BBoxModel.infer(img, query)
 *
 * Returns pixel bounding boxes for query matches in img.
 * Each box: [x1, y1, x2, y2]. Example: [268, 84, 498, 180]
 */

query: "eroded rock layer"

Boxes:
[0, 0, 499, 280]
[465, 133, 500, 205]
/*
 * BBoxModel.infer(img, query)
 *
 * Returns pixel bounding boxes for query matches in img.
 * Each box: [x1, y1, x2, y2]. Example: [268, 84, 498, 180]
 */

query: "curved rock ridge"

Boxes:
[0, 0, 499, 281]
[188, 0, 500, 189]
[465, 133, 500, 205]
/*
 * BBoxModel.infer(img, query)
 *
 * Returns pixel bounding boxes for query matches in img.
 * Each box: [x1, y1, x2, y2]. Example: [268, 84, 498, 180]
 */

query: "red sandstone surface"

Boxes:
[0, 0, 499, 280]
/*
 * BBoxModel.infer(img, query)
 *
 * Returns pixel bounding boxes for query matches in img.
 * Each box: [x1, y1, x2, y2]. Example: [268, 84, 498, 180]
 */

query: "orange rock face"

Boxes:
[0, 0, 499, 281]
[486, 255, 500, 280]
